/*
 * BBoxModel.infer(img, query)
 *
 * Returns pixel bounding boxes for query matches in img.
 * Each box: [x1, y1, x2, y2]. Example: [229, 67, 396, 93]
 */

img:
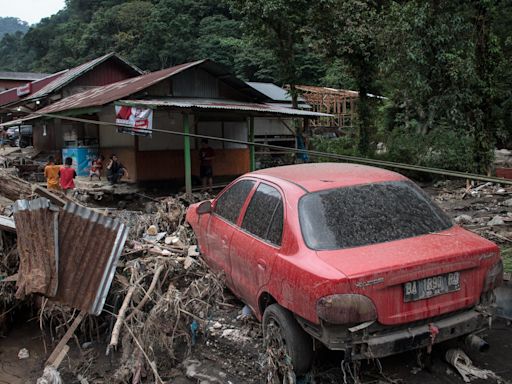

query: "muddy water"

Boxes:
[0, 323, 44, 384]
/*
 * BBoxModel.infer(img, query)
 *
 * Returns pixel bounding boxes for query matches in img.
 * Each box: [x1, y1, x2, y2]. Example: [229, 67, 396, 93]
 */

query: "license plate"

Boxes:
[404, 272, 460, 302]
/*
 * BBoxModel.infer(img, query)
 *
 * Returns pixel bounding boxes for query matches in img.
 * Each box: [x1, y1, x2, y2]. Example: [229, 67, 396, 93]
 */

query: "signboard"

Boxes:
[16, 83, 32, 97]
[115, 105, 153, 137]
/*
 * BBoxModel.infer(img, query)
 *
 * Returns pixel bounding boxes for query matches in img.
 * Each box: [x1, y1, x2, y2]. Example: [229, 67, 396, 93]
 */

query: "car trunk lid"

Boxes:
[316, 226, 499, 325]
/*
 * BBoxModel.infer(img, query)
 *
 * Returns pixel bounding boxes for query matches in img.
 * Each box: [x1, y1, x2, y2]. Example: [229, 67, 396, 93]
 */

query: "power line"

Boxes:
[7, 108, 512, 185]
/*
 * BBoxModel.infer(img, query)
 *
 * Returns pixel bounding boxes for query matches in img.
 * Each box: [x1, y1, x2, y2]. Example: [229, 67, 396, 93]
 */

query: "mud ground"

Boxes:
[1, 179, 511, 384]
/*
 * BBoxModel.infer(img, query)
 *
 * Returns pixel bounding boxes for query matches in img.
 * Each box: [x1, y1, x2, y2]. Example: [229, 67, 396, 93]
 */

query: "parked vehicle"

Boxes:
[186, 163, 503, 373]
[6, 125, 32, 148]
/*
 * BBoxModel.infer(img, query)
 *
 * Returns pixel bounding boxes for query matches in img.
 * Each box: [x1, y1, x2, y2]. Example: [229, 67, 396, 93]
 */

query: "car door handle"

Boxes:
[257, 259, 267, 271]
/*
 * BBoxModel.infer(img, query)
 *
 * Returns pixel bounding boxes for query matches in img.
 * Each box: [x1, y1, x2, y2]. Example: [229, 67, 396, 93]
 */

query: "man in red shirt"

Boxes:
[199, 139, 215, 193]
[59, 157, 77, 194]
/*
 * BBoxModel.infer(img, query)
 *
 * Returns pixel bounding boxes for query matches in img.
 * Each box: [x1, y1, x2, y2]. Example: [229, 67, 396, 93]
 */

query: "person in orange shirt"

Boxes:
[44, 156, 60, 190]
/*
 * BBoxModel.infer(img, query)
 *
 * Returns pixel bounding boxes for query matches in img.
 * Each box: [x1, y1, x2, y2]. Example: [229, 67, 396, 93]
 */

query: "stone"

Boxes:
[487, 215, 505, 226]
[454, 215, 472, 225]
[147, 225, 158, 236]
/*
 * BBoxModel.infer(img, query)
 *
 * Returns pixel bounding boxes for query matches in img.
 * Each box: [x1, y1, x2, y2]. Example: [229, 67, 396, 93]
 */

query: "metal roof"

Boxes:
[247, 82, 307, 103]
[13, 198, 59, 298]
[26, 52, 143, 102]
[0, 71, 50, 81]
[31, 59, 271, 115]
[0, 70, 67, 107]
[117, 98, 333, 117]
[52, 202, 128, 315]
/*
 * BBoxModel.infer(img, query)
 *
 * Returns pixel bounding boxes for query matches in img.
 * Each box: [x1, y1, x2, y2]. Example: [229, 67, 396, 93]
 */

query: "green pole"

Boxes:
[249, 116, 255, 171]
[183, 113, 192, 196]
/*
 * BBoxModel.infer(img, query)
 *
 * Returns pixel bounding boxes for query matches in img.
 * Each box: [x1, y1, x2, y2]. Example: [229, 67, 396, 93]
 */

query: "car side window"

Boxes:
[214, 180, 255, 224]
[241, 183, 284, 246]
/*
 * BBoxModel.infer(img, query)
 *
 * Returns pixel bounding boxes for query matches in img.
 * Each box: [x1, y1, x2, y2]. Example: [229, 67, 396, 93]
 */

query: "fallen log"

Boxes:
[0, 169, 32, 201]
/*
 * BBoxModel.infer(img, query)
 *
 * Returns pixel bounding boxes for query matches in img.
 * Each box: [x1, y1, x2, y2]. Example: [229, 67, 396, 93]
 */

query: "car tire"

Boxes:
[262, 303, 314, 374]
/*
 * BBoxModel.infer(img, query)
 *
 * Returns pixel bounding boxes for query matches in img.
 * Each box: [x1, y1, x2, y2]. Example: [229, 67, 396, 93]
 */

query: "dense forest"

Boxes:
[0, 0, 511, 173]
[0, 17, 29, 37]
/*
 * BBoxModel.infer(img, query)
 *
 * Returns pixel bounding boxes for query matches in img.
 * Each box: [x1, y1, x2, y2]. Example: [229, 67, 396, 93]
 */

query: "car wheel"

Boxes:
[19, 140, 26, 148]
[262, 303, 314, 375]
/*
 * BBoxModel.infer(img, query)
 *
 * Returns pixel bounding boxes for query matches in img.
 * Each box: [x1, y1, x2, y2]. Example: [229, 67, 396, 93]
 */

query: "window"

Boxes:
[242, 183, 284, 246]
[214, 180, 255, 223]
[299, 181, 452, 250]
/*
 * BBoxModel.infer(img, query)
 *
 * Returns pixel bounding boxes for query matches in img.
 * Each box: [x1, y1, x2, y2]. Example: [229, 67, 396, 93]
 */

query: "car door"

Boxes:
[206, 179, 256, 287]
[229, 182, 284, 310]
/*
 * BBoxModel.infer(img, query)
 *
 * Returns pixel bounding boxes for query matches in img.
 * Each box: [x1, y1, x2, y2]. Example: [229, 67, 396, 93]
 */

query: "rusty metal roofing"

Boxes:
[0, 71, 50, 81]
[30, 59, 270, 116]
[52, 202, 128, 315]
[32, 60, 205, 115]
[117, 98, 333, 117]
[26, 52, 143, 102]
[13, 198, 59, 298]
[0, 70, 67, 107]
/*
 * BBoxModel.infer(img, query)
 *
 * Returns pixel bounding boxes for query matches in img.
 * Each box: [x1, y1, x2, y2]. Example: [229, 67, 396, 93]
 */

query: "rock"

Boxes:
[503, 198, 512, 207]
[183, 256, 195, 270]
[212, 321, 222, 329]
[147, 225, 158, 236]
[488, 215, 505, 226]
[454, 214, 472, 225]
[17, 348, 29, 359]
[188, 245, 200, 257]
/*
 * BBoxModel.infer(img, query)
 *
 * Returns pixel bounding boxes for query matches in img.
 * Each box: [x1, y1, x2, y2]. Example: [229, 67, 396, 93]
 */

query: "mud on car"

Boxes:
[186, 163, 503, 373]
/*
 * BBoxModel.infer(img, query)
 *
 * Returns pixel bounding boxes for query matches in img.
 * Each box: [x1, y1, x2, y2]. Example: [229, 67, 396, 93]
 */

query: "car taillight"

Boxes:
[317, 294, 377, 324]
[483, 259, 503, 292]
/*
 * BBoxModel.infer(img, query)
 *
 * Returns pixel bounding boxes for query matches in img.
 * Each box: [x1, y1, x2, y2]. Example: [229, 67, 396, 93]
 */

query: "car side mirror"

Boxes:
[197, 200, 212, 215]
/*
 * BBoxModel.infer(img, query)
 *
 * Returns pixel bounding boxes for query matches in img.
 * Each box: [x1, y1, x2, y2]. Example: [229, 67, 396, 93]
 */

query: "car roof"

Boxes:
[250, 163, 407, 192]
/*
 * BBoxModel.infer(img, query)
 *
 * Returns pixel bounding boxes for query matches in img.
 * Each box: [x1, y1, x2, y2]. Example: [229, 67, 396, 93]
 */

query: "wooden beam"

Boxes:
[46, 311, 85, 366]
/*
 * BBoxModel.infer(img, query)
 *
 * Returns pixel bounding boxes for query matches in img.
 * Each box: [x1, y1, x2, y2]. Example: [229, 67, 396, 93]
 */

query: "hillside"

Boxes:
[0, 17, 29, 37]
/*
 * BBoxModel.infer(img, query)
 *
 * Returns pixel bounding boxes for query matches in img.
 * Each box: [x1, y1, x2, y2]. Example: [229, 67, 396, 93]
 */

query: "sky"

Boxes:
[0, 0, 66, 25]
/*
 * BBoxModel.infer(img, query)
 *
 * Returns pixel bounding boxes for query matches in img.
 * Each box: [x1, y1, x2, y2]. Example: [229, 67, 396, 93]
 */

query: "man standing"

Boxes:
[44, 156, 60, 190]
[199, 139, 215, 193]
[106, 154, 128, 184]
[59, 157, 77, 194]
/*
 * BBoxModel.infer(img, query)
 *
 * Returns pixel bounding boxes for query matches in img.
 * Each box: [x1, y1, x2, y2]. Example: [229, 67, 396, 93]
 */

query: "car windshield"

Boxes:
[299, 181, 452, 250]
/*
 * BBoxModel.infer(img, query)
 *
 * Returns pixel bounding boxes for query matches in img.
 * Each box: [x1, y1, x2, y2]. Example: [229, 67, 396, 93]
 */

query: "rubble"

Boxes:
[0, 172, 511, 383]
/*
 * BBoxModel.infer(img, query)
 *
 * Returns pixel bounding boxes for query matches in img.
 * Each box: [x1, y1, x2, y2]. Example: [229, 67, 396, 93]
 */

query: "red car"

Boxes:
[186, 163, 503, 373]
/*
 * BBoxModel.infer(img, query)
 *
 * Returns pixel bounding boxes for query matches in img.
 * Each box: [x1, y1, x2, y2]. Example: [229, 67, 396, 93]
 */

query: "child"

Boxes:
[44, 156, 60, 190]
[59, 157, 77, 194]
[89, 154, 104, 180]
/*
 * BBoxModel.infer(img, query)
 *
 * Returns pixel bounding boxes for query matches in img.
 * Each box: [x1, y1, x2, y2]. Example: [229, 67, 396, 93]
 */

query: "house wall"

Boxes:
[135, 109, 250, 181]
[0, 79, 27, 91]
[97, 105, 137, 182]
[254, 117, 295, 136]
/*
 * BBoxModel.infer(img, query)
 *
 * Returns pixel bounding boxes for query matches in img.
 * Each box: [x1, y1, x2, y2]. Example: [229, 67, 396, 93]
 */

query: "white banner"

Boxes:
[115, 105, 153, 137]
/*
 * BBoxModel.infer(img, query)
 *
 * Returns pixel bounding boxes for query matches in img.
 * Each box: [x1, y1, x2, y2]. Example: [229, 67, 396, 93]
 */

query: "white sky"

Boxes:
[0, 0, 66, 25]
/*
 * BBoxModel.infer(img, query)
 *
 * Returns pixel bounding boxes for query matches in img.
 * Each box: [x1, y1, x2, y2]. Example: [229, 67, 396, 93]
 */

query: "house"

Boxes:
[0, 71, 50, 91]
[246, 82, 311, 166]
[0, 53, 142, 125]
[5, 59, 329, 194]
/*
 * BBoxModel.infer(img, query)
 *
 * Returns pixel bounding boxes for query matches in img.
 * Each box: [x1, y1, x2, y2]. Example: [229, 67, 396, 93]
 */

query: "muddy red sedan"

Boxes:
[186, 163, 503, 373]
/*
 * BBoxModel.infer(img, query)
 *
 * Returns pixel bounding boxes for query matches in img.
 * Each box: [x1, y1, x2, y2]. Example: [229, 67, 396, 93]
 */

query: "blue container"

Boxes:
[62, 147, 98, 176]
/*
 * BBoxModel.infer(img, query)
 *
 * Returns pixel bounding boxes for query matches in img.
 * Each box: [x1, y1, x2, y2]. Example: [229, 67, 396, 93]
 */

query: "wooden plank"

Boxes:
[48, 345, 70, 368]
[46, 311, 85, 366]
[0, 215, 16, 232]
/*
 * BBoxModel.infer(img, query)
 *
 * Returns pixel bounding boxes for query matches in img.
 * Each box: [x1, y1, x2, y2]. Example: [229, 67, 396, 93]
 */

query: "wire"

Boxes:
[6, 108, 512, 185]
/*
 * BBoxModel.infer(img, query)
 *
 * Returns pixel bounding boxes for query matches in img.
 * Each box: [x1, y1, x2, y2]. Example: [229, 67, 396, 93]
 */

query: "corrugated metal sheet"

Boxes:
[52, 202, 128, 315]
[13, 198, 59, 298]
[27, 53, 143, 101]
[247, 82, 307, 103]
[0, 71, 67, 107]
[118, 98, 333, 117]
[32, 60, 206, 115]
[27, 59, 270, 116]
[0, 71, 50, 81]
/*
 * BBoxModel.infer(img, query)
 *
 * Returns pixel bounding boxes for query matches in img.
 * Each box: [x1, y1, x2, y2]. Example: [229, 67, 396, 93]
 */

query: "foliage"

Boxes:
[309, 135, 358, 160]
[0, 17, 29, 37]
[0, 0, 510, 174]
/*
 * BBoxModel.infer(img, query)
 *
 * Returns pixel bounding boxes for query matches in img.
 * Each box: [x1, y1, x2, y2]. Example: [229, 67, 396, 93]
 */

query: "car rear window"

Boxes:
[299, 181, 452, 250]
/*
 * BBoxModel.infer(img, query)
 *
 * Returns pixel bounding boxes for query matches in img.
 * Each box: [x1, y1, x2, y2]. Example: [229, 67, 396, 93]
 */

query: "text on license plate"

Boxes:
[403, 272, 460, 302]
